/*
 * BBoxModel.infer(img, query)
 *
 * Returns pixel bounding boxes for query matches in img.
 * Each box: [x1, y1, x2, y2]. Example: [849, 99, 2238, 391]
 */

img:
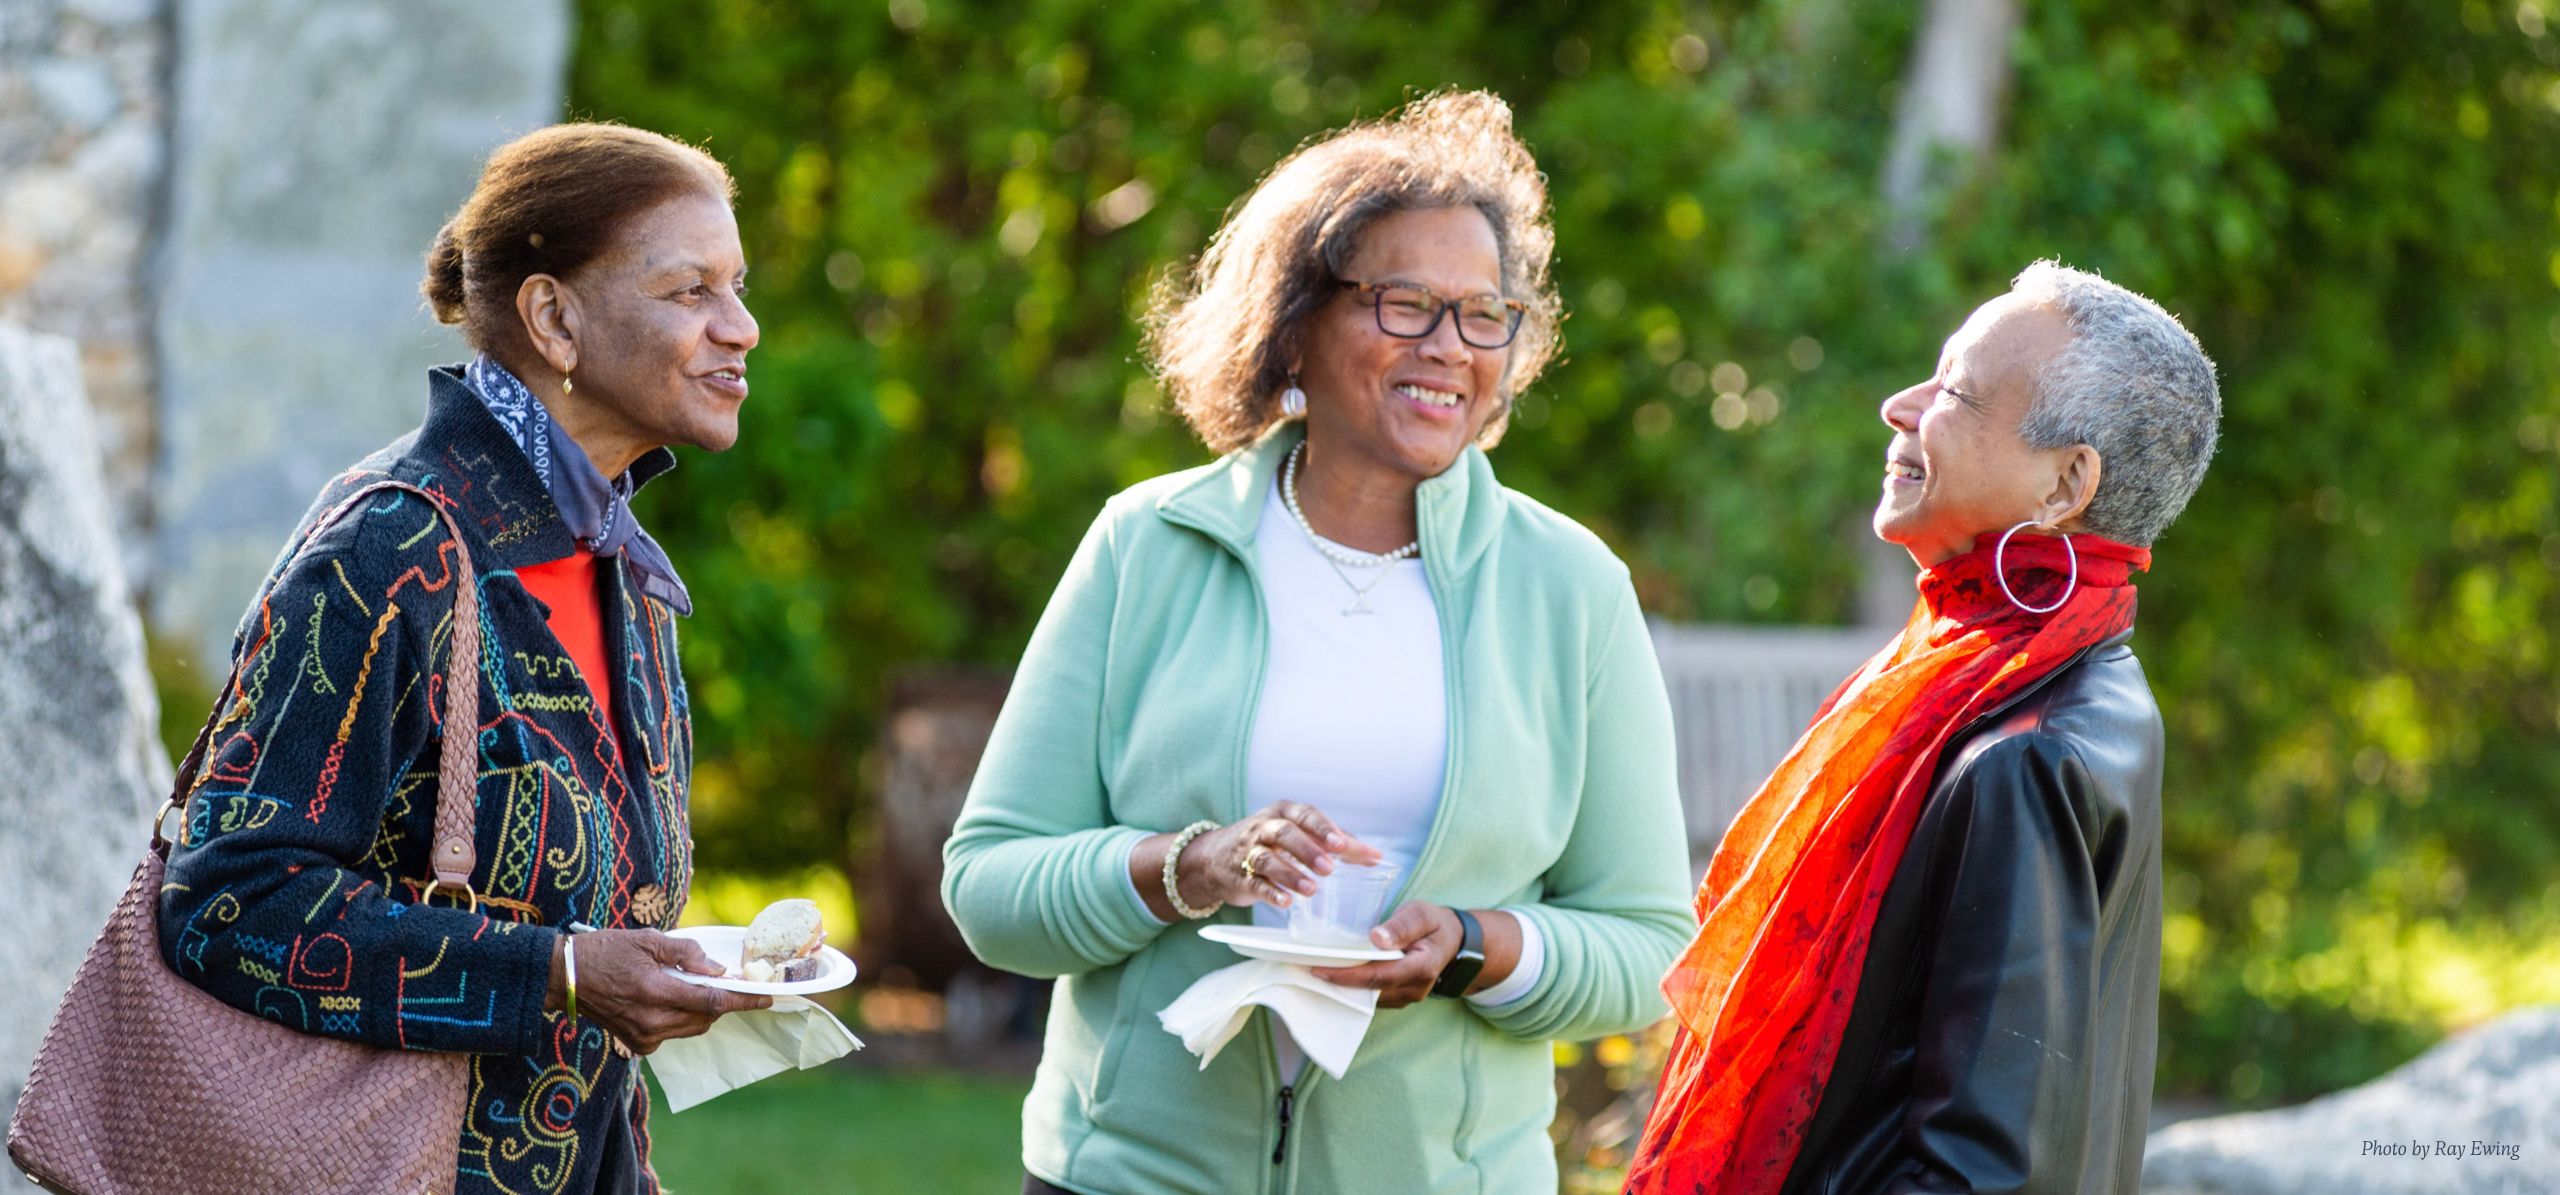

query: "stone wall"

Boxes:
[0, 0, 170, 576]
[0, 323, 172, 1120]
[151, 0, 571, 678]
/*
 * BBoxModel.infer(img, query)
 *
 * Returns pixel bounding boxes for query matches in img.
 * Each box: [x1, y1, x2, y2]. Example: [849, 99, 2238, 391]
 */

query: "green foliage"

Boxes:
[571, 0, 2560, 1104]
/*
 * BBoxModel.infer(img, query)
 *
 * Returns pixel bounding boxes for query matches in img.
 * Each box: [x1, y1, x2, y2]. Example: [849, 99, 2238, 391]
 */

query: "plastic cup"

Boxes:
[1287, 860, 1403, 948]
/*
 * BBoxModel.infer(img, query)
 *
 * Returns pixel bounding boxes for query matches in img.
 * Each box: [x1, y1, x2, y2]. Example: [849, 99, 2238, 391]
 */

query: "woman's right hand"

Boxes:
[1174, 801, 1384, 911]
[546, 929, 772, 1054]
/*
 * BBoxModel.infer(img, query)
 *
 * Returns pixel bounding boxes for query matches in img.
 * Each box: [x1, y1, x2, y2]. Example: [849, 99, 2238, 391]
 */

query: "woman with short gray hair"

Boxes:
[1633, 262, 2218, 1195]
[2008, 260, 2221, 545]
[944, 91, 1692, 1195]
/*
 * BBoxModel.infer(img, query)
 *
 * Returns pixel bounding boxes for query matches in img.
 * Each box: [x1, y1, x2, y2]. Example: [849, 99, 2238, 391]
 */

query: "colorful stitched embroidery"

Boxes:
[160, 370, 694, 1195]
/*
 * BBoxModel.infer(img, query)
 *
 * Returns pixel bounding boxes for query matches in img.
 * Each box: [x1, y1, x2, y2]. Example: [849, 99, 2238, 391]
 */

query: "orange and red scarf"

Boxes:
[1625, 532, 2147, 1195]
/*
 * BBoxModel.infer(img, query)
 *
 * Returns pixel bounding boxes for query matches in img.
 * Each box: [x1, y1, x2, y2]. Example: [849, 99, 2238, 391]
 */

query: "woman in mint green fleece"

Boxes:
[942, 92, 1693, 1195]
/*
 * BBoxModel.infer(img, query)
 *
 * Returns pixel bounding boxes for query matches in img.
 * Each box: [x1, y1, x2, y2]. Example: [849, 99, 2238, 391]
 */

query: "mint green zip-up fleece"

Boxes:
[942, 425, 1693, 1195]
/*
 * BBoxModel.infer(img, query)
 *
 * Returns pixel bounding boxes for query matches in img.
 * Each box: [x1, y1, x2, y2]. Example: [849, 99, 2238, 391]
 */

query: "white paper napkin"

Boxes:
[1157, 959, 1379, 1080]
[645, 995, 865, 1112]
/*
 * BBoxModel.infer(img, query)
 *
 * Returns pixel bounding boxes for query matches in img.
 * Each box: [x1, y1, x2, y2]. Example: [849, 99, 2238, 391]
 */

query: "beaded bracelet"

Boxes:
[1163, 820, 1222, 920]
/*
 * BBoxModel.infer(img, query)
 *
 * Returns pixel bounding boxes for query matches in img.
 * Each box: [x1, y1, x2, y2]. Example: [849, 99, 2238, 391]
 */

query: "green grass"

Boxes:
[646, 1065, 1031, 1194]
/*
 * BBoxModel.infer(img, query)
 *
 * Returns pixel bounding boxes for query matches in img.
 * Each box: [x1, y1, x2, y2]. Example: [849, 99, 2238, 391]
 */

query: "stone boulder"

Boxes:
[0, 323, 172, 1119]
[2144, 1008, 2560, 1194]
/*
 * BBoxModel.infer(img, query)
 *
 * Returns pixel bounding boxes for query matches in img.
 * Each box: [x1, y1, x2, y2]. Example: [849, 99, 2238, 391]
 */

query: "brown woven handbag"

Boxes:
[8, 481, 491, 1195]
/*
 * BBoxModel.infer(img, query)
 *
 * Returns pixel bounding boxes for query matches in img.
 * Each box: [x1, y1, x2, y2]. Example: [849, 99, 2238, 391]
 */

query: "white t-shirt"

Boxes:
[1242, 477, 1449, 875]
[1128, 479, 1544, 1079]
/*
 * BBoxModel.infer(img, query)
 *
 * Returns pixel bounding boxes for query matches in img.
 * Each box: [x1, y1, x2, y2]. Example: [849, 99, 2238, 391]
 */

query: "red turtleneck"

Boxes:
[515, 547, 616, 734]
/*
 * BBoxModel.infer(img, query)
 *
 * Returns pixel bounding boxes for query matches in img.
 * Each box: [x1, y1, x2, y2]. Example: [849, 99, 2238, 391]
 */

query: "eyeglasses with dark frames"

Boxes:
[1338, 280, 1526, 350]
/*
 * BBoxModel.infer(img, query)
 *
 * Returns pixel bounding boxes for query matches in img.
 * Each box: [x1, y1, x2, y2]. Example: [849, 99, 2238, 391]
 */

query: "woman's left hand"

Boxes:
[1310, 902, 1463, 1010]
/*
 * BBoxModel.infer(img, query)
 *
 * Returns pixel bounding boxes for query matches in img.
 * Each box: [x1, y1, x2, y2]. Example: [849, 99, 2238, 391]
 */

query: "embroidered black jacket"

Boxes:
[159, 367, 697, 1194]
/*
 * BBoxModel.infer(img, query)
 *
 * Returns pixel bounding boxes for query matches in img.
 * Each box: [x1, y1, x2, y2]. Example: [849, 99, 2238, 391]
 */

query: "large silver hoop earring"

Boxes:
[1280, 381, 1307, 420]
[1995, 520, 2077, 614]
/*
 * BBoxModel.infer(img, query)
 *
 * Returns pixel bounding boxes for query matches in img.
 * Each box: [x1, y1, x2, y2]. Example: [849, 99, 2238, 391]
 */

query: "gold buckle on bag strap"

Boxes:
[149, 795, 186, 851]
[419, 876, 481, 913]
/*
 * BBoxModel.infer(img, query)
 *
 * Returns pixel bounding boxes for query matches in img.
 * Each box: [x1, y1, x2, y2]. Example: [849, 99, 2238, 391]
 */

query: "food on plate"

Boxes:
[738, 898, 827, 983]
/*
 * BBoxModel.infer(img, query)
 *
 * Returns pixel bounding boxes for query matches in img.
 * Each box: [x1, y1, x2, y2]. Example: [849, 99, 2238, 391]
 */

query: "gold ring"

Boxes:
[1241, 846, 1265, 882]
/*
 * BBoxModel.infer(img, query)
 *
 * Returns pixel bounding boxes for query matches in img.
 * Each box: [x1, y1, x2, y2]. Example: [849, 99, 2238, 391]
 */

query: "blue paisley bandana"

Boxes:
[464, 354, 693, 614]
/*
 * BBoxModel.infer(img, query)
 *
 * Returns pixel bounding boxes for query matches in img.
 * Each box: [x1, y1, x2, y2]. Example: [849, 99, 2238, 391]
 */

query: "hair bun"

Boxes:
[422, 220, 468, 325]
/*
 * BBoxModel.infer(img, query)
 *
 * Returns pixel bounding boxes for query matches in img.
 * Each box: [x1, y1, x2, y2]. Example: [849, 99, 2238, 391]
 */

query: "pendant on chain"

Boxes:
[1321, 555, 1392, 616]
[1288, 443, 1411, 618]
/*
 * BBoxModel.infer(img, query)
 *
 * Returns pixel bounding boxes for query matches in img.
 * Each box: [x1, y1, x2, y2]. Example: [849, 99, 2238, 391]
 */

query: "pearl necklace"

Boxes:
[1281, 443, 1420, 569]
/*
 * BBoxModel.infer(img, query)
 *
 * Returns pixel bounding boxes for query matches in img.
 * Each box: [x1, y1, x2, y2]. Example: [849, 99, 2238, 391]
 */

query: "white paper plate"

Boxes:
[1200, 924, 1400, 967]
[661, 925, 856, 995]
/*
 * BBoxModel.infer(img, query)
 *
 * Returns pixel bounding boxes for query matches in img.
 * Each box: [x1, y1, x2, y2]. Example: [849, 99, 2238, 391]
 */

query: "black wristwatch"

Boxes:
[1430, 908, 1487, 998]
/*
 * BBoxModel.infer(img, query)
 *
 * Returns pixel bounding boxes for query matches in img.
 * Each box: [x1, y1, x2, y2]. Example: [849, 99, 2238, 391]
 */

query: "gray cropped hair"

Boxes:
[2010, 260, 2222, 545]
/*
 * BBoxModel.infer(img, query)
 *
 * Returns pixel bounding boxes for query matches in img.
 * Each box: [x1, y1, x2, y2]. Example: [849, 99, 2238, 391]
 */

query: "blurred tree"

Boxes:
[571, 0, 2560, 1107]
[1882, 0, 2022, 252]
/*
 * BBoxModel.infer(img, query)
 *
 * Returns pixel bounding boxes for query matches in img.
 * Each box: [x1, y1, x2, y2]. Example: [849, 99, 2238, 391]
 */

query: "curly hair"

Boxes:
[1144, 90, 1563, 455]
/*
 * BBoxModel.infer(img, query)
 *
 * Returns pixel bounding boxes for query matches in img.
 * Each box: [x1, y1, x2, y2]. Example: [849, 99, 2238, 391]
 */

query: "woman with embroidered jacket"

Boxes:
[941, 91, 1694, 1195]
[1627, 263, 2222, 1195]
[158, 123, 766, 1194]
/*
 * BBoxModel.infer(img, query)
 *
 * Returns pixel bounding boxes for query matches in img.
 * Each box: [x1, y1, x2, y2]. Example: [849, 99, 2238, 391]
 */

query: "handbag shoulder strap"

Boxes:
[164, 479, 484, 904]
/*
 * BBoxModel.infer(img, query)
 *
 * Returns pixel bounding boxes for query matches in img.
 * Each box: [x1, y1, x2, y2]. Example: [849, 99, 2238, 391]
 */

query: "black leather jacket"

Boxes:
[1780, 629, 2162, 1195]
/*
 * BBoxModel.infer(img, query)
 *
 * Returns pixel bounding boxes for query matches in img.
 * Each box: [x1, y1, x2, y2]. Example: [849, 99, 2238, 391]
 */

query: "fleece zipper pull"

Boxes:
[1272, 1083, 1295, 1166]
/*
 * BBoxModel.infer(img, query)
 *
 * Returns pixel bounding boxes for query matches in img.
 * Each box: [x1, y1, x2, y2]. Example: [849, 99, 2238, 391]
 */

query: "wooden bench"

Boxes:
[1648, 620, 1893, 873]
